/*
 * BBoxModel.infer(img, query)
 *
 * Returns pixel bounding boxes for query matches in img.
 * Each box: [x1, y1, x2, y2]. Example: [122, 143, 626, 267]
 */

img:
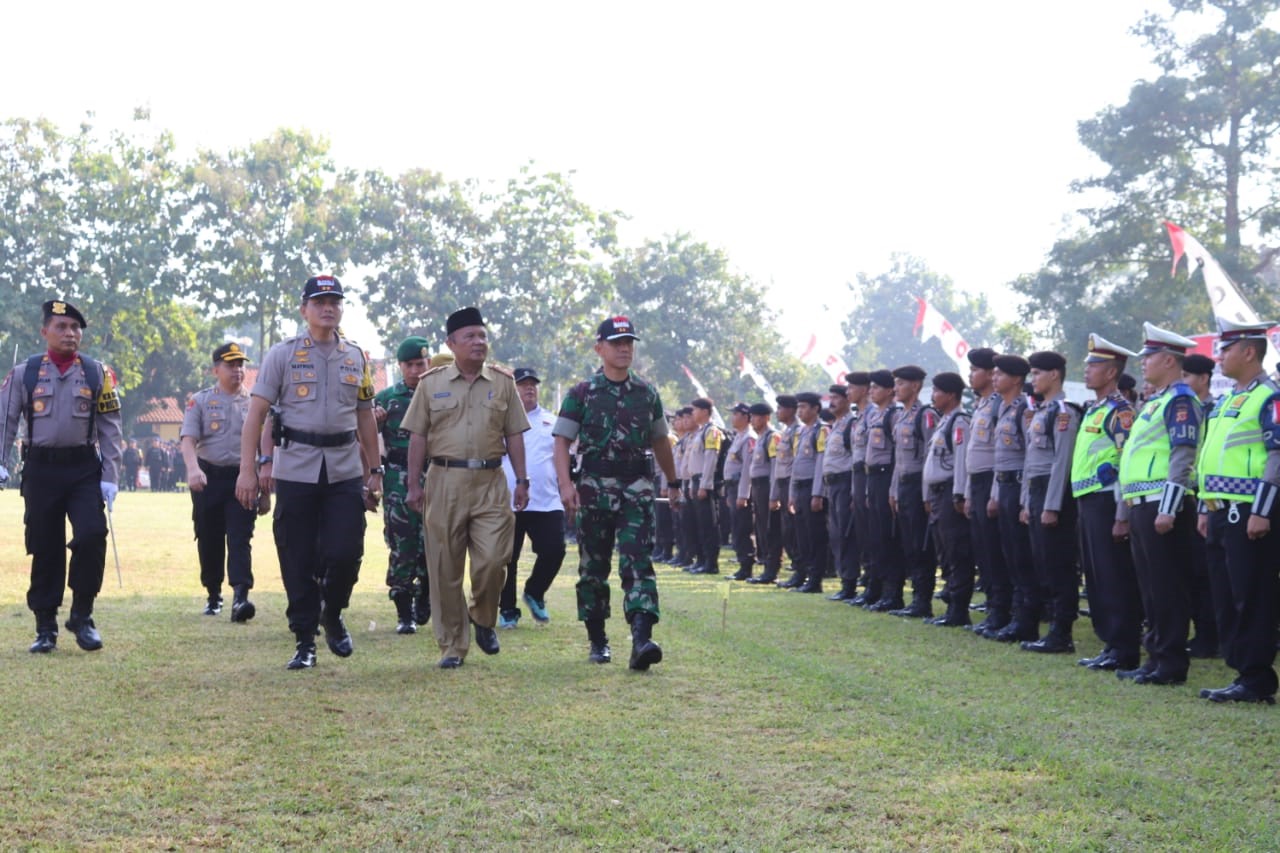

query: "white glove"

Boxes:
[0, 465, 8, 484]
[100, 481, 118, 511]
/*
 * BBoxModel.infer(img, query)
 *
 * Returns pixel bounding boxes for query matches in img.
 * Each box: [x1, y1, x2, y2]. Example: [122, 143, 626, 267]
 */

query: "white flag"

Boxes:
[738, 352, 778, 407]
[795, 334, 851, 384]
[912, 295, 970, 373]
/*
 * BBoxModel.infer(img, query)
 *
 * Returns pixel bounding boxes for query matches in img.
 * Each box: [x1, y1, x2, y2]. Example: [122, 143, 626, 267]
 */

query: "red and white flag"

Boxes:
[795, 334, 851, 383]
[738, 352, 778, 407]
[680, 364, 724, 427]
[912, 296, 970, 373]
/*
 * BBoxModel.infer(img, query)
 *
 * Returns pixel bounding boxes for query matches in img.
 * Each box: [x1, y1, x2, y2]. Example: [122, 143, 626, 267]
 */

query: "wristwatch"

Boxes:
[369, 466, 385, 475]
[515, 477, 530, 486]
[256, 454, 273, 466]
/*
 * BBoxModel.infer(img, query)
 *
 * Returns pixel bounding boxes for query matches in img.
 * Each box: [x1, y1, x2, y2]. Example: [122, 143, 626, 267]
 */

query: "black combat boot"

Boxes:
[230, 585, 256, 623]
[776, 568, 806, 589]
[414, 584, 431, 626]
[287, 635, 317, 670]
[321, 604, 354, 657]
[797, 573, 823, 594]
[29, 610, 58, 654]
[203, 590, 223, 616]
[66, 596, 102, 651]
[586, 619, 611, 664]
[392, 590, 416, 635]
[629, 613, 663, 671]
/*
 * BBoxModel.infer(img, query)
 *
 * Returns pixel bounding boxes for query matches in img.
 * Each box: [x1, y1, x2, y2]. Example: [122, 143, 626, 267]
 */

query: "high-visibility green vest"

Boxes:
[1197, 379, 1276, 502]
[1071, 397, 1128, 498]
[1118, 389, 1184, 499]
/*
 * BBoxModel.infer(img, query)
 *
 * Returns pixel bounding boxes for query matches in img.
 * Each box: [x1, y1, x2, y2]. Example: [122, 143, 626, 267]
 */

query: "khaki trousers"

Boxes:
[423, 466, 514, 659]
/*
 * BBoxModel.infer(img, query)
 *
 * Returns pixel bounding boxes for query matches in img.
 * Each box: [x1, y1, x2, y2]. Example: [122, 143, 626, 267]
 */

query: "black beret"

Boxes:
[795, 391, 822, 406]
[992, 354, 1030, 377]
[775, 394, 798, 409]
[828, 384, 848, 396]
[42, 299, 87, 329]
[845, 371, 870, 386]
[731, 402, 750, 415]
[932, 372, 965, 394]
[446, 307, 485, 335]
[1028, 351, 1067, 372]
[690, 397, 713, 411]
[748, 402, 773, 416]
[1117, 373, 1137, 391]
[868, 370, 894, 388]
[892, 364, 926, 382]
[1181, 354, 1216, 376]
[819, 408, 835, 423]
[966, 347, 997, 370]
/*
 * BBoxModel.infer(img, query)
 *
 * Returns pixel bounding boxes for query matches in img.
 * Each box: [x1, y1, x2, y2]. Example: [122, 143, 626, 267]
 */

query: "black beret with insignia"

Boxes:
[43, 299, 87, 329]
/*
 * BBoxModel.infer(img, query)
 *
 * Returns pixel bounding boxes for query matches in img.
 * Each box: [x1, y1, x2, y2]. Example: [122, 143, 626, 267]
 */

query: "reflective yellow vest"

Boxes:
[1070, 397, 1129, 498]
[1197, 379, 1277, 502]
[1119, 389, 1183, 499]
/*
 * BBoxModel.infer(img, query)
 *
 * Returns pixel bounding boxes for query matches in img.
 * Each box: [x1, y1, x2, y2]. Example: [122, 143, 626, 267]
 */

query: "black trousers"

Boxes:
[825, 472, 856, 583]
[866, 468, 902, 603]
[653, 499, 674, 557]
[968, 471, 1010, 622]
[724, 479, 755, 570]
[676, 484, 700, 564]
[930, 479, 974, 608]
[192, 462, 257, 595]
[996, 472, 1039, 628]
[750, 477, 781, 575]
[791, 478, 827, 577]
[896, 472, 936, 603]
[1026, 475, 1079, 632]
[1187, 527, 1221, 652]
[1129, 498, 1196, 678]
[850, 466, 871, 583]
[273, 471, 366, 640]
[776, 477, 796, 567]
[1076, 490, 1141, 660]
[692, 476, 720, 570]
[22, 456, 106, 613]
[1205, 504, 1280, 694]
[501, 509, 566, 615]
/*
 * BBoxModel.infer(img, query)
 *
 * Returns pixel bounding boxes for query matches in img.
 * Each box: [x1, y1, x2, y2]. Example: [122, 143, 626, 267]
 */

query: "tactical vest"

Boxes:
[1071, 400, 1123, 497]
[1197, 379, 1276, 502]
[1119, 387, 1188, 498]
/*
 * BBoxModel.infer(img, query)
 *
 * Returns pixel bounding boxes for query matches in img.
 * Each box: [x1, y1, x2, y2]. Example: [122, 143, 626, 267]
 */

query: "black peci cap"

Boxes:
[1181, 354, 1216, 376]
[446, 307, 485, 335]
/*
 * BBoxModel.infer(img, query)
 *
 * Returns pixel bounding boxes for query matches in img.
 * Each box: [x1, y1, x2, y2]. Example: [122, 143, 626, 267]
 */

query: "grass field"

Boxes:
[0, 490, 1276, 850]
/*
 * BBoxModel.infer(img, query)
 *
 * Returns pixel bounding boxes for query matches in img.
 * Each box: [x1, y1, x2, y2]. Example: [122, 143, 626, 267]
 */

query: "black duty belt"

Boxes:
[823, 471, 852, 486]
[751, 475, 770, 486]
[198, 460, 240, 479]
[581, 458, 649, 478]
[852, 462, 867, 474]
[996, 470, 1021, 484]
[281, 427, 356, 448]
[867, 464, 892, 475]
[1027, 474, 1051, 488]
[430, 457, 502, 470]
[25, 445, 97, 465]
[793, 478, 813, 488]
[899, 471, 923, 483]
[927, 480, 953, 494]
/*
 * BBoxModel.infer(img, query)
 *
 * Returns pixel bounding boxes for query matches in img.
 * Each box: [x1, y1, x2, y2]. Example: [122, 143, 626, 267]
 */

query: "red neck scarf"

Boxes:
[47, 348, 77, 375]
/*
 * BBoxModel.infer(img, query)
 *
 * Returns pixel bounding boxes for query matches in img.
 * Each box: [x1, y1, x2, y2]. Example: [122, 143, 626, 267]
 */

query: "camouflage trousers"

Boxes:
[382, 464, 427, 594]
[575, 474, 659, 624]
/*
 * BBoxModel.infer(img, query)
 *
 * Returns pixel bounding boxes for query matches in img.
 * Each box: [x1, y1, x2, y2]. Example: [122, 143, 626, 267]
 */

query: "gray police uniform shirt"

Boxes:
[890, 401, 937, 495]
[690, 421, 723, 485]
[723, 428, 753, 483]
[789, 419, 827, 503]
[180, 385, 252, 467]
[864, 402, 897, 469]
[739, 425, 776, 501]
[1020, 392, 1079, 512]
[674, 432, 691, 486]
[769, 421, 800, 502]
[962, 392, 1000, 504]
[817, 410, 854, 498]
[252, 334, 375, 483]
[994, 394, 1031, 503]
[923, 408, 970, 501]
[0, 354, 123, 484]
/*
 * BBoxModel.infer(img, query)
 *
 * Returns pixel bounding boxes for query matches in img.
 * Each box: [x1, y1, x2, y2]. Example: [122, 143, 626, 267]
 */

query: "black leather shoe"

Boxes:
[1077, 650, 1115, 668]
[322, 612, 354, 658]
[438, 656, 464, 669]
[797, 580, 823, 593]
[867, 598, 904, 613]
[65, 615, 103, 651]
[1187, 639, 1219, 659]
[203, 595, 223, 616]
[729, 569, 753, 581]
[990, 623, 1033, 643]
[230, 596, 256, 624]
[473, 621, 501, 655]
[287, 642, 317, 670]
[691, 565, 719, 575]
[1020, 635, 1075, 653]
[969, 602, 988, 612]
[589, 642, 612, 664]
[686, 562, 706, 574]
[848, 593, 870, 606]
[1116, 665, 1156, 681]
[928, 614, 972, 627]
[1200, 683, 1276, 704]
[775, 572, 805, 589]
[889, 605, 931, 618]
[1131, 670, 1186, 686]
[29, 632, 57, 653]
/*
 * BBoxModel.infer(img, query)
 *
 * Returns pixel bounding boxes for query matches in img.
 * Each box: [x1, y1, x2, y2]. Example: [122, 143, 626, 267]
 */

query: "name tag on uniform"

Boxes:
[433, 392, 451, 398]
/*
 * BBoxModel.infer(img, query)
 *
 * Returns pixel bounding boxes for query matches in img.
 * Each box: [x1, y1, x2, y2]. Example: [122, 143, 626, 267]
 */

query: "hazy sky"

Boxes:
[7, 0, 1171, 350]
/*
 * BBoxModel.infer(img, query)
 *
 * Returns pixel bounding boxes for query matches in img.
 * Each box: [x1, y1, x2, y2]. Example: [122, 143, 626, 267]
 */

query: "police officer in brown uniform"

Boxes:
[235, 275, 383, 671]
[1, 299, 122, 653]
[181, 343, 259, 622]
[403, 307, 531, 670]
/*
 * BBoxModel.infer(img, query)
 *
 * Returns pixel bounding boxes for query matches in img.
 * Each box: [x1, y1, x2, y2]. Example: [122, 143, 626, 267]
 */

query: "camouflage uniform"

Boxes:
[554, 370, 669, 623]
[375, 379, 428, 599]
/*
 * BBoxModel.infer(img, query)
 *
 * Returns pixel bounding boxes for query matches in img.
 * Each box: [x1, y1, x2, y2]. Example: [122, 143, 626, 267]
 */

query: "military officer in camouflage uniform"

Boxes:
[373, 336, 433, 635]
[1019, 351, 1082, 654]
[740, 402, 781, 583]
[888, 365, 938, 618]
[553, 315, 679, 670]
[235, 275, 383, 671]
[688, 397, 725, 575]
[180, 342, 259, 622]
[723, 403, 757, 580]
[1, 299, 122, 653]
